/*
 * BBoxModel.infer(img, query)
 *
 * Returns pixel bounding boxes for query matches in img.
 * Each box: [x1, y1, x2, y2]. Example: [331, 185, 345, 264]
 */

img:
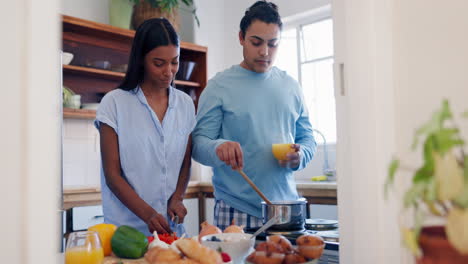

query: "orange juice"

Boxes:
[65, 246, 104, 264]
[272, 143, 294, 160]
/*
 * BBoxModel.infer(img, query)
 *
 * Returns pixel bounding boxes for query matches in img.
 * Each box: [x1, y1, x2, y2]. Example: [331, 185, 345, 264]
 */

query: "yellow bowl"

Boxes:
[272, 143, 294, 161]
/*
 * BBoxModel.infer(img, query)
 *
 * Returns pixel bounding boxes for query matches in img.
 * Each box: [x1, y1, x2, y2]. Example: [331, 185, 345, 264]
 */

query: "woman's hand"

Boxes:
[167, 196, 187, 224]
[278, 144, 301, 169]
[145, 212, 172, 234]
[216, 141, 244, 170]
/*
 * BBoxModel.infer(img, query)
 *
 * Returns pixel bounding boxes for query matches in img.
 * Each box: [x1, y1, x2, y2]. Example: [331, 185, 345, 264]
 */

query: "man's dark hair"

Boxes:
[119, 18, 179, 91]
[239, 0, 282, 39]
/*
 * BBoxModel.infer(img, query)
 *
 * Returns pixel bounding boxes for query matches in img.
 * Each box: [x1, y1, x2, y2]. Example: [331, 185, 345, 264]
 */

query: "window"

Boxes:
[275, 15, 336, 143]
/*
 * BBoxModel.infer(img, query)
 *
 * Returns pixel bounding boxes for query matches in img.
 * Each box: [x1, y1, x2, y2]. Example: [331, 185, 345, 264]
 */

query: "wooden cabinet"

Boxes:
[62, 15, 207, 119]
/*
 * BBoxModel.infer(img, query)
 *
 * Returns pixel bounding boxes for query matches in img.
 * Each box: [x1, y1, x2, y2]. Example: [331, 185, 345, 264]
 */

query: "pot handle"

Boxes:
[251, 215, 281, 239]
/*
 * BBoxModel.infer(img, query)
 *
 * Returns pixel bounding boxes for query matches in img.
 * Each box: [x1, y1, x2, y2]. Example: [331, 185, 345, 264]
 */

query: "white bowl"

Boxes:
[62, 52, 74, 65]
[201, 233, 254, 264]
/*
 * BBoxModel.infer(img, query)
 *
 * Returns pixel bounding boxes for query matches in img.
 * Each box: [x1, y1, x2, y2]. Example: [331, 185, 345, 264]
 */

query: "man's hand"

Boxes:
[278, 144, 301, 169]
[216, 141, 244, 170]
[167, 196, 187, 224]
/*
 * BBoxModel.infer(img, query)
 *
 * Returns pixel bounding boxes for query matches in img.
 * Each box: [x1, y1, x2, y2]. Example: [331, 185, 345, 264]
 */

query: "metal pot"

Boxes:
[261, 198, 307, 231]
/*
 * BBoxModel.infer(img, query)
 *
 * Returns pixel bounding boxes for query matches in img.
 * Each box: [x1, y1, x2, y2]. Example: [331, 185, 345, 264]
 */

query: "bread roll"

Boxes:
[267, 235, 294, 252]
[145, 247, 182, 264]
[176, 238, 222, 264]
[296, 234, 325, 259]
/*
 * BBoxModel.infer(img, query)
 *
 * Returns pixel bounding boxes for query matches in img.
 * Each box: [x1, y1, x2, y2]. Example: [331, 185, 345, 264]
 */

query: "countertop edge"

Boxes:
[62, 180, 337, 210]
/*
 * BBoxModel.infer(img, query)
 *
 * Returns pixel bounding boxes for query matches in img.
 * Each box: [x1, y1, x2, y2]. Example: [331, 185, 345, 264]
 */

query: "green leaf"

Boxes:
[412, 99, 453, 149]
[412, 136, 435, 184]
[180, 0, 192, 6]
[437, 99, 453, 127]
[192, 8, 200, 27]
[148, 0, 159, 8]
[134, 0, 200, 27]
[424, 177, 438, 203]
[463, 111, 468, 118]
[413, 165, 433, 183]
[404, 183, 425, 208]
[412, 122, 437, 150]
[385, 159, 399, 198]
[432, 128, 465, 155]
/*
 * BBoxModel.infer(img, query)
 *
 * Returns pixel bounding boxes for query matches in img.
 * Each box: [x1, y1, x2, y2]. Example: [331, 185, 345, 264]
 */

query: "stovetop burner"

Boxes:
[266, 228, 307, 236]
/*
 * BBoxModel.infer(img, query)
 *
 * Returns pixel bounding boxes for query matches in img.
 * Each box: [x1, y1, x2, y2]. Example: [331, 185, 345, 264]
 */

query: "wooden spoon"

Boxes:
[236, 169, 272, 205]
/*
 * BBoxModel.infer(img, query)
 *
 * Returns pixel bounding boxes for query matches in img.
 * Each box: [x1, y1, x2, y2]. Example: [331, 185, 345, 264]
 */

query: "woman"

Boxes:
[95, 18, 195, 236]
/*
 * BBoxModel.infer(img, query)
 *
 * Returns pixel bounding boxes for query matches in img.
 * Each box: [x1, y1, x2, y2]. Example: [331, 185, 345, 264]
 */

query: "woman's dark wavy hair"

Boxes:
[239, 0, 282, 39]
[119, 18, 179, 91]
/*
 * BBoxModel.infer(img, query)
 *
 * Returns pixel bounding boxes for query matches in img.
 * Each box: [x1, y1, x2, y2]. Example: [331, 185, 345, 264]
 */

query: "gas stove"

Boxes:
[245, 219, 340, 264]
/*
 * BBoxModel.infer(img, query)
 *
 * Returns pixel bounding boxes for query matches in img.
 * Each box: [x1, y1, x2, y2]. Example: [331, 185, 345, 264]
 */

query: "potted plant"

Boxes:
[109, 0, 199, 30]
[385, 99, 468, 263]
[131, 0, 199, 31]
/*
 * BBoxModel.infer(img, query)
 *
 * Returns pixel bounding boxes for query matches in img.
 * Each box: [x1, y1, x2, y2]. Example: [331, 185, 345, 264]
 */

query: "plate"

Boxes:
[245, 259, 318, 264]
[305, 218, 338, 230]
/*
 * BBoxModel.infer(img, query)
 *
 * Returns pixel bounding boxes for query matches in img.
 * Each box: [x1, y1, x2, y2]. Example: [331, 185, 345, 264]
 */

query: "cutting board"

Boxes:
[103, 256, 148, 264]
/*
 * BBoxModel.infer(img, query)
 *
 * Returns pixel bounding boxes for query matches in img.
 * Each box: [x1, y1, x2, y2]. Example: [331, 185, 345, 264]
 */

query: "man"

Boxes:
[192, 0, 316, 230]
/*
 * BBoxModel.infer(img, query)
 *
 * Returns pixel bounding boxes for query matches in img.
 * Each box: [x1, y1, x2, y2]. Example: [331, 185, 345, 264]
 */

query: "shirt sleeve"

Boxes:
[192, 80, 228, 167]
[187, 98, 197, 133]
[293, 85, 317, 171]
[94, 92, 118, 132]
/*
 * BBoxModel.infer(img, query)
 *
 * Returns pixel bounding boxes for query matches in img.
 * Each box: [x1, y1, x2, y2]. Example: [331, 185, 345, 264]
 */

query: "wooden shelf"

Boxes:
[62, 15, 207, 53]
[63, 64, 124, 80]
[63, 108, 96, 119]
[174, 80, 201, 87]
[63, 64, 201, 87]
[62, 14, 207, 121]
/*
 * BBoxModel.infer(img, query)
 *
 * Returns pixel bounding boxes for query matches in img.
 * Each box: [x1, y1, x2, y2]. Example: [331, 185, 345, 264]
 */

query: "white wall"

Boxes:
[62, 0, 110, 24]
[333, 0, 468, 263]
[62, 0, 196, 43]
[63, 119, 101, 187]
[1, 0, 61, 263]
[394, 0, 468, 152]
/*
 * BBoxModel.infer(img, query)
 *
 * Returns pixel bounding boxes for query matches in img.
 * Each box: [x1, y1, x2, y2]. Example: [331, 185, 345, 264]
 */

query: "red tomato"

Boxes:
[157, 233, 178, 244]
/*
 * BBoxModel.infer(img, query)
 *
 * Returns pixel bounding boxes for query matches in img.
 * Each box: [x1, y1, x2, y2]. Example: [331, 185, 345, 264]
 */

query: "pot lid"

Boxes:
[305, 218, 338, 230]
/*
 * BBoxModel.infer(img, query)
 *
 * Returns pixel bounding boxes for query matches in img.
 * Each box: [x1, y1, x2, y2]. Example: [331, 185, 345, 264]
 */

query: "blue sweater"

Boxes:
[192, 65, 316, 218]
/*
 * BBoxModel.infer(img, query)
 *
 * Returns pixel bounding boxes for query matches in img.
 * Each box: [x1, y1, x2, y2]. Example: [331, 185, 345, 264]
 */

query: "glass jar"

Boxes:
[69, 95, 81, 109]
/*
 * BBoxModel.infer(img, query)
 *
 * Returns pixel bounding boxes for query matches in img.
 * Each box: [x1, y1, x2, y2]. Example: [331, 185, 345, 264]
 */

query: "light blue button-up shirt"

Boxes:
[192, 65, 316, 218]
[95, 86, 195, 236]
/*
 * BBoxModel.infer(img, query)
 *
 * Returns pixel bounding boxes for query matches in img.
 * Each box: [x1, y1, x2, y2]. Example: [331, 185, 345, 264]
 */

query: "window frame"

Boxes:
[282, 5, 332, 86]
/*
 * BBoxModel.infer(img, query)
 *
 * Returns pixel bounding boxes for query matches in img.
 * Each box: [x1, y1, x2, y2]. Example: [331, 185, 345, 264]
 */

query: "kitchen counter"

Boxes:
[62, 180, 337, 210]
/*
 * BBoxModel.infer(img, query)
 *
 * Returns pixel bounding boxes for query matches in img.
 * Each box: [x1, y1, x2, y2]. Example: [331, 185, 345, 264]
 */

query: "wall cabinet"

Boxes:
[62, 15, 207, 119]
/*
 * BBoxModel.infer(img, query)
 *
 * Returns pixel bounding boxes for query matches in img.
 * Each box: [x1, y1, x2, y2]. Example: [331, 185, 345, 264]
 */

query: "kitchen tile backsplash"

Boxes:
[63, 119, 101, 187]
